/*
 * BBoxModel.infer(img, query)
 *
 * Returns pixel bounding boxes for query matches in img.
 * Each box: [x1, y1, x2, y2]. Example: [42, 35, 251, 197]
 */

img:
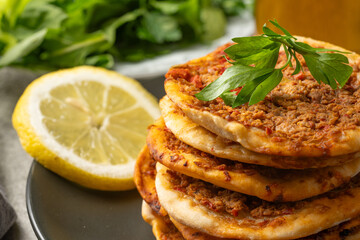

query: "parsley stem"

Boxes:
[279, 47, 292, 70]
[270, 37, 291, 48]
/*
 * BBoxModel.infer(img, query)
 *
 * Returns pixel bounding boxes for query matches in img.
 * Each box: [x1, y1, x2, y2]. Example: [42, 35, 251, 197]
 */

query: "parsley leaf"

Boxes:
[225, 36, 281, 68]
[196, 20, 353, 106]
[195, 65, 273, 101]
[303, 52, 353, 89]
[248, 69, 282, 105]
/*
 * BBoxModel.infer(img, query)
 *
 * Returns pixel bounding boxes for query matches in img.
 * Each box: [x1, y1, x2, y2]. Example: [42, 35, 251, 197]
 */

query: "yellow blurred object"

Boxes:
[13, 66, 160, 191]
[255, 0, 360, 53]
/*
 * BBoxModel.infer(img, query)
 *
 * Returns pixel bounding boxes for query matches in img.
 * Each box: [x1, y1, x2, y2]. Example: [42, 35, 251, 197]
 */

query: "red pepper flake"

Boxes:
[183, 161, 188, 167]
[223, 170, 231, 181]
[218, 57, 227, 64]
[194, 161, 207, 168]
[189, 75, 203, 88]
[219, 67, 226, 75]
[165, 68, 191, 80]
[293, 72, 305, 80]
[265, 127, 273, 135]
[231, 209, 239, 217]
[202, 199, 216, 211]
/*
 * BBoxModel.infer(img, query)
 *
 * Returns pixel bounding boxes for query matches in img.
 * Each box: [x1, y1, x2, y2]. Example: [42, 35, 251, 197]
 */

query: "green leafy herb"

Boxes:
[195, 19, 353, 106]
[0, 0, 249, 70]
[0, 28, 47, 66]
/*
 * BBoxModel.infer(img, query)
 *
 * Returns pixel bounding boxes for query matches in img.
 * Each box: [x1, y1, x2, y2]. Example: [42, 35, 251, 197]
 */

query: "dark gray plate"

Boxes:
[26, 76, 166, 240]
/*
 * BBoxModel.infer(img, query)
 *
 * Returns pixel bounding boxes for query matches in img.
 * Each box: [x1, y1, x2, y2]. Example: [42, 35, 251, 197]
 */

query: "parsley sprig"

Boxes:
[195, 20, 353, 106]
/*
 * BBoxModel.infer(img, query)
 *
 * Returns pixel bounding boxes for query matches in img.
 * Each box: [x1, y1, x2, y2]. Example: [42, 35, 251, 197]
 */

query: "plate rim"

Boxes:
[26, 161, 46, 240]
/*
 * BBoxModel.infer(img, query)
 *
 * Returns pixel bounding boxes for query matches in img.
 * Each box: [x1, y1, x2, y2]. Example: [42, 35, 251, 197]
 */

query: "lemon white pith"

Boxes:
[13, 66, 160, 190]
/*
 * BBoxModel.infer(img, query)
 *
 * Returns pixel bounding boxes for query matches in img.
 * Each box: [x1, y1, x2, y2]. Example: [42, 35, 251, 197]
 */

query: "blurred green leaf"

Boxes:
[19, 0, 67, 30]
[0, 28, 47, 66]
[200, 7, 226, 41]
[0, 0, 249, 69]
[0, 0, 31, 28]
[142, 12, 182, 43]
[85, 54, 114, 68]
[150, 0, 182, 14]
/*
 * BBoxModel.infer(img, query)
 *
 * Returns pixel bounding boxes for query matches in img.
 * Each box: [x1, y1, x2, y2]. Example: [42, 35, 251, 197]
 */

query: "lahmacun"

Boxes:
[164, 37, 360, 157]
[135, 146, 360, 239]
[147, 117, 360, 202]
[137, 33, 360, 240]
[156, 163, 360, 240]
[160, 96, 360, 169]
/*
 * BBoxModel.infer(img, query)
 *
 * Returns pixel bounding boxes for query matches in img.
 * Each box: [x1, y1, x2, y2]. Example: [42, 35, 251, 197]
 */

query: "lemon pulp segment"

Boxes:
[40, 81, 152, 165]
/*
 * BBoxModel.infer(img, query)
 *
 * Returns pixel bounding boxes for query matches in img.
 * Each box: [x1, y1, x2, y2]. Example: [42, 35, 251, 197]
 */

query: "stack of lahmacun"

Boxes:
[135, 36, 360, 239]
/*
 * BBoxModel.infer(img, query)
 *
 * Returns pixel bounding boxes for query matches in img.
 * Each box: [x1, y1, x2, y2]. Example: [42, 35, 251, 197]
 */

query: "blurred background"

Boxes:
[255, 0, 360, 53]
[1, 0, 358, 73]
[0, 0, 253, 71]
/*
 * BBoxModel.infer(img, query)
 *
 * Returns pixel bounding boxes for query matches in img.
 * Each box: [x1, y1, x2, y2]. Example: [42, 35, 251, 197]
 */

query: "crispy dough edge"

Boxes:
[155, 162, 360, 240]
[141, 201, 185, 240]
[170, 216, 225, 240]
[134, 145, 167, 217]
[164, 36, 360, 157]
[171, 215, 360, 240]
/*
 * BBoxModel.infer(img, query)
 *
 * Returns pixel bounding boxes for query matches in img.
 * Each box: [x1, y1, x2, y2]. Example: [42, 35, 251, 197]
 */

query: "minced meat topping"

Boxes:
[165, 43, 360, 149]
[166, 169, 297, 219]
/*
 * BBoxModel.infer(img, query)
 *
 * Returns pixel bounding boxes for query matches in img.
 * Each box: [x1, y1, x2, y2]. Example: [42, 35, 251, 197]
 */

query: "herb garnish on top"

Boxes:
[195, 20, 353, 106]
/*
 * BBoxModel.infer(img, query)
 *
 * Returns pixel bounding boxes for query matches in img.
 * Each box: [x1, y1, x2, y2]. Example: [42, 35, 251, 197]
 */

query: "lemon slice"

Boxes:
[13, 66, 160, 190]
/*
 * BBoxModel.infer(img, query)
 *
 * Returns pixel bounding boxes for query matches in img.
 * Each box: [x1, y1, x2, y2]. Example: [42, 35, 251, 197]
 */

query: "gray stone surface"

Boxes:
[0, 67, 39, 239]
[0, 186, 17, 239]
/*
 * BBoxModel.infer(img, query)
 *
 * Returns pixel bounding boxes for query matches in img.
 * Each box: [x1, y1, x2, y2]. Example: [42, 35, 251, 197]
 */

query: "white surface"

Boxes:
[115, 13, 255, 80]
